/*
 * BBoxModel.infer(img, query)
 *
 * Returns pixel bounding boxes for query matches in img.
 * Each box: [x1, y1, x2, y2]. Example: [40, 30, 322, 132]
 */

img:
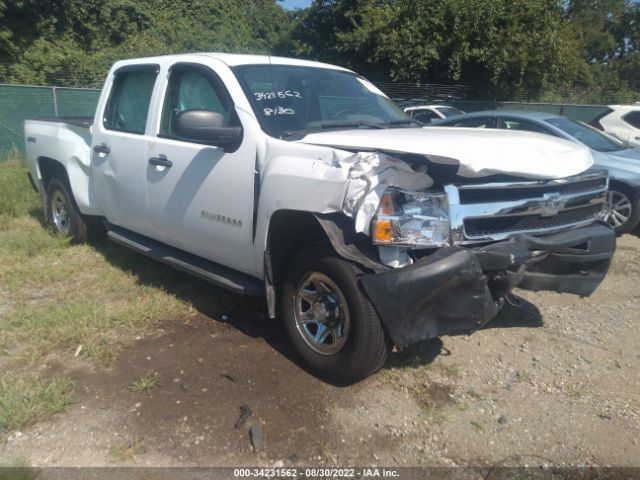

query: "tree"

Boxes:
[0, 0, 292, 87]
[292, 0, 585, 98]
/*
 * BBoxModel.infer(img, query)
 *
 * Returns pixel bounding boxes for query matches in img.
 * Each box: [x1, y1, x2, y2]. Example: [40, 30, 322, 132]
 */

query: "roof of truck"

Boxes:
[113, 52, 351, 72]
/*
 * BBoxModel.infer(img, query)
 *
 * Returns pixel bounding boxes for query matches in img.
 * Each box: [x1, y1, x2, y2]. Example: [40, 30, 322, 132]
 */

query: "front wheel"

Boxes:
[600, 183, 640, 235]
[280, 244, 389, 383]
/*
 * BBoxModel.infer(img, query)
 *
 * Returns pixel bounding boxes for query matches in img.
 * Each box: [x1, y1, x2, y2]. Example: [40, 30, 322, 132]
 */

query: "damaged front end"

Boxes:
[359, 223, 615, 347]
[332, 155, 615, 348]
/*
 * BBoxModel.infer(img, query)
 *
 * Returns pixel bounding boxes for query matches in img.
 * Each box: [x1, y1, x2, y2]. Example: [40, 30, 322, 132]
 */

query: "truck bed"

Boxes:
[24, 117, 99, 215]
[26, 116, 93, 128]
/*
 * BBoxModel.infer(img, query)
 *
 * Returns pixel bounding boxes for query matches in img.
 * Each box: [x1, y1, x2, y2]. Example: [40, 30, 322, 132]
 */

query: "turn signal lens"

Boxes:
[373, 219, 394, 243]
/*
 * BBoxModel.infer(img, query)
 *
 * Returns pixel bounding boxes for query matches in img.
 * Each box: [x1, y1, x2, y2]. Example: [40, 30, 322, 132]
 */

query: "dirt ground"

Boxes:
[1, 233, 639, 469]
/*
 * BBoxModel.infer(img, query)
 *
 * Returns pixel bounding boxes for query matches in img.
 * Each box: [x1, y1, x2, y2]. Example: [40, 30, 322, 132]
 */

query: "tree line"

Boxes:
[0, 0, 638, 102]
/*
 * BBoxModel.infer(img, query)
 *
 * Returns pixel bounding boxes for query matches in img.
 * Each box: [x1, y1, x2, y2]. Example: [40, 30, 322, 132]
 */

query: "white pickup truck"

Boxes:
[25, 53, 615, 382]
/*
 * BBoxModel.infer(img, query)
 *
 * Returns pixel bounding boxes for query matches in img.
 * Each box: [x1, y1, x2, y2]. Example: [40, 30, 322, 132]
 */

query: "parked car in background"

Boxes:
[590, 104, 640, 148]
[431, 110, 640, 234]
[404, 105, 465, 123]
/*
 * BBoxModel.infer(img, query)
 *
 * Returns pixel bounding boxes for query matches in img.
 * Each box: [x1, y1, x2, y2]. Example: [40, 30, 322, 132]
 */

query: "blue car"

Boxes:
[431, 110, 640, 233]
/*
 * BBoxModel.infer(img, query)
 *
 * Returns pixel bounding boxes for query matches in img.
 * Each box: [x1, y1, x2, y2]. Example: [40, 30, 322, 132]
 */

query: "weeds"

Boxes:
[111, 439, 146, 463]
[0, 373, 73, 430]
[470, 420, 484, 432]
[128, 372, 160, 395]
[564, 382, 586, 399]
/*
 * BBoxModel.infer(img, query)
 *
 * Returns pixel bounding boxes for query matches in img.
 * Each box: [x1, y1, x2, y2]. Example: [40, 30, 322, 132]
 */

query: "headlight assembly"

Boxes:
[372, 188, 450, 248]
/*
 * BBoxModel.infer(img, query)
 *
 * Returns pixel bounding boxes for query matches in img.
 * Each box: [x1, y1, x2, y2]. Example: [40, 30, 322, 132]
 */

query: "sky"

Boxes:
[279, 0, 312, 10]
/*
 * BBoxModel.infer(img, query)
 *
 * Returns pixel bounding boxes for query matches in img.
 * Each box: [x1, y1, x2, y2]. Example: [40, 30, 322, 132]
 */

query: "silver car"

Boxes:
[432, 110, 640, 233]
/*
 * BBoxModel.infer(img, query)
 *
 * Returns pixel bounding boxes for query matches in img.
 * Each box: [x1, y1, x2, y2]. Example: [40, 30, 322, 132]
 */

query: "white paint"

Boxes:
[25, 52, 596, 283]
[300, 126, 594, 179]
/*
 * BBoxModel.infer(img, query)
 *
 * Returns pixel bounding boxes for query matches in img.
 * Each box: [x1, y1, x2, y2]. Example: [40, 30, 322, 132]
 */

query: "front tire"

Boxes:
[45, 176, 90, 243]
[280, 244, 389, 383]
[601, 183, 640, 235]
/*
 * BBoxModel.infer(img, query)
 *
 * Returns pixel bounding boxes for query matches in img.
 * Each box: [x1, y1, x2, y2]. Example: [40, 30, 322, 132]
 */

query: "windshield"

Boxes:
[436, 106, 465, 118]
[232, 64, 414, 139]
[546, 117, 625, 152]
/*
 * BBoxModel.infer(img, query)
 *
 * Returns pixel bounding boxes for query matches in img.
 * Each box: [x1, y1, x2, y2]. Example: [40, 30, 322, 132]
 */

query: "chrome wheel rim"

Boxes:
[51, 189, 71, 234]
[293, 272, 350, 356]
[600, 190, 632, 229]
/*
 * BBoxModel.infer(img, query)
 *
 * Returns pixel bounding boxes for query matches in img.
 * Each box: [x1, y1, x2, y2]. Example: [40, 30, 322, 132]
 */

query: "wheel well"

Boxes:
[266, 210, 331, 287]
[38, 157, 68, 187]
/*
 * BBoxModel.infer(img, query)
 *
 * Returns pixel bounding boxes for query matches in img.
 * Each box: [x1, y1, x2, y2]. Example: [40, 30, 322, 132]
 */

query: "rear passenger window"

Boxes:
[413, 110, 440, 124]
[104, 68, 158, 134]
[623, 111, 640, 129]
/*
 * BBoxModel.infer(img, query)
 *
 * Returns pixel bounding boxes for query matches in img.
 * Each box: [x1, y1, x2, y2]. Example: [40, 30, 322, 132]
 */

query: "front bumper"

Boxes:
[359, 222, 615, 348]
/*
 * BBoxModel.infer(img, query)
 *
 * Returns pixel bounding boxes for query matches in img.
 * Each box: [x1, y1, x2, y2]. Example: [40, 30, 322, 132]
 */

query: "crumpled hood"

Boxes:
[298, 127, 594, 179]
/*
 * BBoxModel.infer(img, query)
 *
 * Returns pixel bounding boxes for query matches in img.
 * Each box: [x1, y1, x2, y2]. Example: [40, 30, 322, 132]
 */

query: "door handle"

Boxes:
[635, 136, 640, 141]
[148, 156, 173, 168]
[93, 144, 110, 154]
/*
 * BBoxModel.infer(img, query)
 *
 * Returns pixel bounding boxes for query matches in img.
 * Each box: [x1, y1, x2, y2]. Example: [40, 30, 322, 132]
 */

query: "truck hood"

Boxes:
[298, 127, 594, 179]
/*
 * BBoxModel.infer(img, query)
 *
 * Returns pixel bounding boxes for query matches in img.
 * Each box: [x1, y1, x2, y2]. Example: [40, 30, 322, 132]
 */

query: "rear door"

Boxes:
[144, 62, 257, 275]
[92, 64, 159, 237]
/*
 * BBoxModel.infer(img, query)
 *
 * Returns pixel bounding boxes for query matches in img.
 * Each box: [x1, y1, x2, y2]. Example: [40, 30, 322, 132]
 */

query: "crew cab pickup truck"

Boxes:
[25, 54, 616, 382]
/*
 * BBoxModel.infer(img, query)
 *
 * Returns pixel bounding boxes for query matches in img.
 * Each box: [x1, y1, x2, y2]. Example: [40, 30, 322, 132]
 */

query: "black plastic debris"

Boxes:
[222, 373, 238, 383]
[234, 404, 252, 429]
[250, 424, 263, 451]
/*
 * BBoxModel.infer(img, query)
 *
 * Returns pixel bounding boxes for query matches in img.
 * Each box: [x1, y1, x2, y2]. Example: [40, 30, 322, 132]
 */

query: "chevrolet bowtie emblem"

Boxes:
[539, 193, 566, 217]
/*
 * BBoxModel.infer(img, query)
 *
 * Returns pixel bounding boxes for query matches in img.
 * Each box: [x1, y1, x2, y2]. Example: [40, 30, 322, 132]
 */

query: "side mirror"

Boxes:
[174, 110, 242, 152]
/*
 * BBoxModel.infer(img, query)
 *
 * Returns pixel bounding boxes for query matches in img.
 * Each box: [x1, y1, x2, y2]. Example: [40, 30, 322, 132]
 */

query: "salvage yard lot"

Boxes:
[0, 159, 639, 467]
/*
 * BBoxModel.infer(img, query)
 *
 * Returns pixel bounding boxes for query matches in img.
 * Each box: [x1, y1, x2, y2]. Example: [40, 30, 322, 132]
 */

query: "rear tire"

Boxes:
[601, 183, 640, 235]
[45, 176, 91, 243]
[280, 244, 389, 383]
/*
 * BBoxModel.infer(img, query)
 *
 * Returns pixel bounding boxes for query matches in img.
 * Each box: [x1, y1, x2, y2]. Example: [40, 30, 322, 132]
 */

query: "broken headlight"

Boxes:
[372, 188, 450, 248]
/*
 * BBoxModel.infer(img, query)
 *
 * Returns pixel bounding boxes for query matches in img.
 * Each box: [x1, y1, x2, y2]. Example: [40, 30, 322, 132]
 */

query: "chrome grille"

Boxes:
[445, 170, 608, 244]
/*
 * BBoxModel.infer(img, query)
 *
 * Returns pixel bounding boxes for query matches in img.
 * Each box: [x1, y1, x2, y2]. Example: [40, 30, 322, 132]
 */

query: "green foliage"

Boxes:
[0, 0, 639, 101]
[292, 0, 640, 102]
[0, 0, 292, 87]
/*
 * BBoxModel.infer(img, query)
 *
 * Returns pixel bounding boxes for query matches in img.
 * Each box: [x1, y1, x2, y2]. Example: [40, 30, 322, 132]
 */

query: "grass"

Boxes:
[470, 420, 484, 433]
[0, 158, 230, 430]
[110, 439, 146, 463]
[564, 382, 587, 399]
[128, 372, 160, 395]
[0, 373, 73, 430]
[0, 160, 202, 368]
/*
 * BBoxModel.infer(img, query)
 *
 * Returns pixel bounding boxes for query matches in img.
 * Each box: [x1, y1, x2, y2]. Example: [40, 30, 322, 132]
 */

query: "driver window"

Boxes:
[160, 68, 231, 138]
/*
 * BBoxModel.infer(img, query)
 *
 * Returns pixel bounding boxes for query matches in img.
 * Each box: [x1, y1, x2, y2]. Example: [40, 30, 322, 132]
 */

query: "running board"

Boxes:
[106, 224, 264, 296]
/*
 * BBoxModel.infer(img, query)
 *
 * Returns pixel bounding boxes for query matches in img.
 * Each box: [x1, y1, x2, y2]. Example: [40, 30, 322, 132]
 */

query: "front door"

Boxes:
[92, 65, 159, 237]
[145, 63, 257, 275]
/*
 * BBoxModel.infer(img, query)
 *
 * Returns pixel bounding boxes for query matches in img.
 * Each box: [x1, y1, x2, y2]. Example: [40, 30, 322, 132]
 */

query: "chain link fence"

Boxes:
[0, 84, 100, 155]
[0, 78, 629, 156]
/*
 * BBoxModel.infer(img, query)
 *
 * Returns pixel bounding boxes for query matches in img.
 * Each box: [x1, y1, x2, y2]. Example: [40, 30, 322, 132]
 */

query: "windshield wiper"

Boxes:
[383, 119, 424, 126]
[317, 120, 388, 130]
[281, 120, 388, 139]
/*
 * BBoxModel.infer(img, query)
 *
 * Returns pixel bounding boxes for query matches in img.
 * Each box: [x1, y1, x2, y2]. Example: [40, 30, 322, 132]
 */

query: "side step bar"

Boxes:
[106, 224, 264, 296]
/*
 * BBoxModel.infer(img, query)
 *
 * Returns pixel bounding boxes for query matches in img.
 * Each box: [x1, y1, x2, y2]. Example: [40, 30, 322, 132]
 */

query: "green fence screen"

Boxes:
[0, 82, 615, 157]
[0, 84, 100, 155]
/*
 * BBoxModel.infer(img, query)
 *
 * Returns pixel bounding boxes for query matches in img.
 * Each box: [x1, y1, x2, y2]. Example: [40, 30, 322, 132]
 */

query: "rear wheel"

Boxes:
[600, 183, 640, 235]
[280, 244, 389, 383]
[45, 176, 91, 243]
